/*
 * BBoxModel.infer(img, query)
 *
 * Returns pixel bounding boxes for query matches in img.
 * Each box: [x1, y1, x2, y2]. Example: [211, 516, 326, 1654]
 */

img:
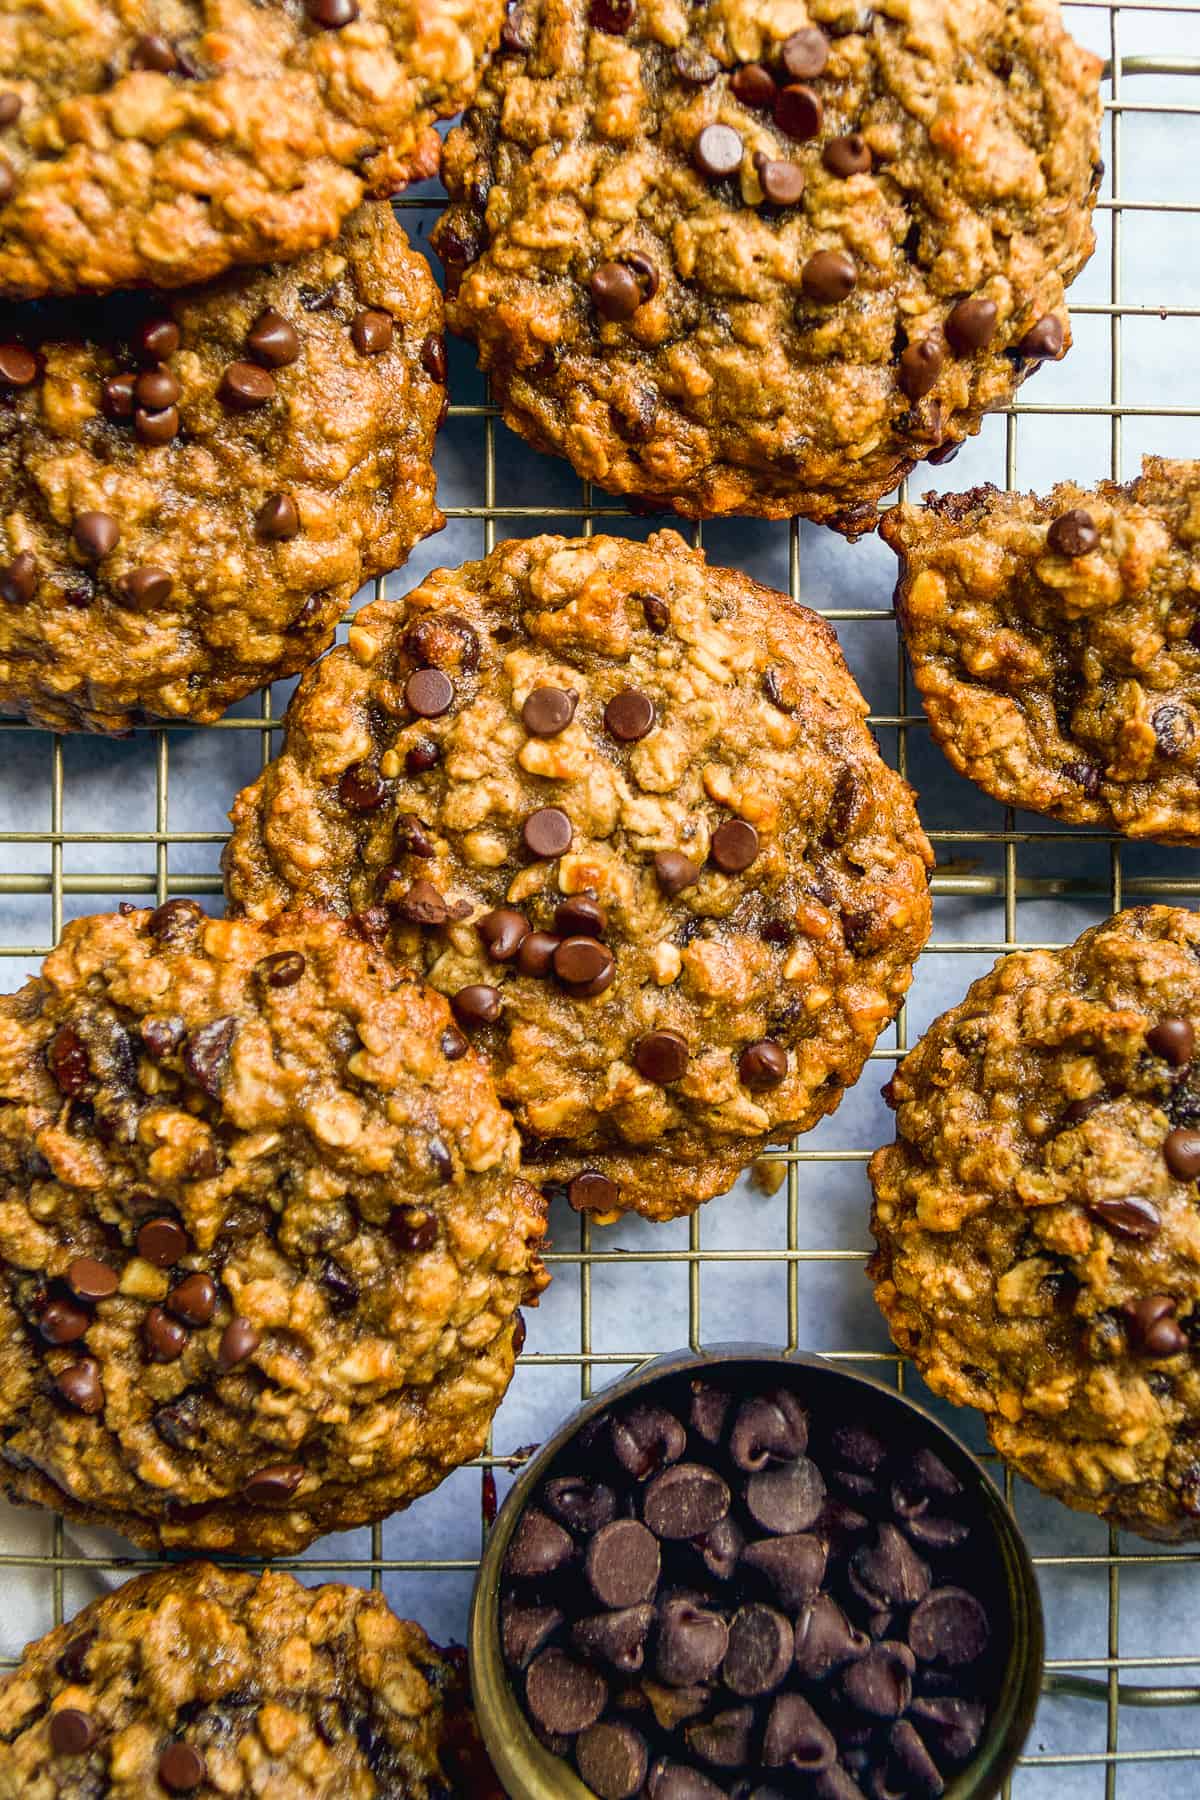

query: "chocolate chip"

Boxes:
[1124, 1294, 1188, 1357]
[644, 1463, 730, 1539]
[217, 1316, 259, 1370]
[689, 1383, 732, 1444]
[308, 0, 358, 22]
[833, 1424, 886, 1471]
[634, 1030, 688, 1085]
[850, 1525, 930, 1606]
[243, 1462, 303, 1503]
[0, 343, 36, 386]
[134, 403, 179, 444]
[257, 493, 300, 540]
[613, 1404, 686, 1478]
[508, 1506, 576, 1578]
[782, 27, 829, 77]
[909, 1587, 990, 1666]
[1147, 1015, 1194, 1065]
[523, 685, 577, 735]
[643, 595, 670, 633]
[439, 1024, 468, 1061]
[729, 1392, 808, 1469]
[605, 687, 655, 741]
[589, 0, 634, 31]
[49, 1708, 97, 1756]
[182, 1016, 236, 1097]
[143, 1306, 188, 1361]
[421, 332, 448, 381]
[592, 262, 643, 321]
[686, 1706, 754, 1770]
[134, 367, 180, 411]
[72, 512, 119, 559]
[657, 1598, 730, 1685]
[167, 1272, 216, 1327]
[694, 124, 743, 179]
[452, 984, 501, 1027]
[742, 1533, 826, 1608]
[586, 1519, 662, 1610]
[0, 552, 37, 604]
[909, 1695, 985, 1763]
[793, 1594, 870, 1677]
[528, 1650, 608, 1738]
[390, 1205, 438, 1251]
[135, 1217, 188, 1267]
[723, 1605, 793, 1696]
[732, 64, 777, 107]
[478, 908, 531, 961]
[674, 46, 719, 83]
[158, 1743, 206, 1792]
[56, 1633, 95, 1683]
[1017, 315, 1064, 359]
[738, 1040, 787, 1091]
[578, 1721, 649, 1799]
[131, 32, 178, 69]
[573, 1605, 654, 1672]
[943, 295, 998, 356]
[887, 1718, 944, 1794]
[1152, 703, 1194, 757]
[1062, 758, 1102, 797]
[337, 763, 386, 813]
[118, 566, 173, 610]
[763, 1692, 837, 1771]
[746, 1457, 826, 1534]
[219, 361, 276, 409]
[696, 1511, 744, 1580]
[710, 819, 758, 873]
[246, 309, 300, 368]
[756, 158, 806, 205]
[403, 668, 454, 719]
[504, 1603, 563, 1670]
[1086, 1195, 1161, 1239]
[554, 937, 615, 994]
[841, 1641, 915, 1717]
[66, 1257, 118, 1303]
[351, 309, 393, 355]
[0, 93, 21, 127]
[517, 930, 560, 977]
[252, 950, 305, 992]
[38, 1294, 89, 1345]
[569, 1169, 618, 1210]
[47, 1024, 89, 1095]
[898, 335, 945, 399]
[647, 1765, 724, 1800]
[55, 1358, 103, 1414]
[1046, 508, 1099, 557]
[823, 132, 872, 177]
[927, 439, 962, 466]
[545, 1474, 618, 1533]
[907, 1449, 960, 1499]
[655, 850, 700, 896]
[775, 83, 823, 141]
[1165, 1126, 1200, 1179]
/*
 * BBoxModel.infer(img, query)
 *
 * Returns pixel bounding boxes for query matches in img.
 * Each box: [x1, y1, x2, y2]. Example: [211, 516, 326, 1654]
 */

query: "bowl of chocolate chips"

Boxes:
[470, 1346, 1042, 1800]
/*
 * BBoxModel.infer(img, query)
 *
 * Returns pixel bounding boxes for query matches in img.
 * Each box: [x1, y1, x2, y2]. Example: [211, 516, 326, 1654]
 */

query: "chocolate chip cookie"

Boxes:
[870, 905, 1200, 1541]
[0, 1561, 499, 1798]
[0, 203, 444, 734]
[0, 903, 547, 1554]
[224, 530, 934, 1222]
[0, 0, 504, 297]
[883, 459, 1200, 843]
[432, 0, 1102, 532]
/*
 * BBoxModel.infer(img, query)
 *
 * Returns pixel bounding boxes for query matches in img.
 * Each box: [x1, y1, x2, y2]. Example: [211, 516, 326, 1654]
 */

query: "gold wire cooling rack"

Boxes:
[1, 9, 1199, 1796]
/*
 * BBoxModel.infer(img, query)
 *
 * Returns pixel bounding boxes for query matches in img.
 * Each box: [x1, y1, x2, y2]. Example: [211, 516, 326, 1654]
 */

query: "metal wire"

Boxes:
[0, 15, 1198, 1794]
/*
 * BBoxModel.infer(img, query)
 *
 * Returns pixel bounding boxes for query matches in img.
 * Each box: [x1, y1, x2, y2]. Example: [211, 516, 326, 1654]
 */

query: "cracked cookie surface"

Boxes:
[870, 906, 1200, 1541]
[0, 904, 546, 1554]
[0, 204, 444, 734]
[0, 1562, 498, 1799]
[225, 529, 933, 1221]
[883, 459, 1200, 844]
[0, 0, 504, 297]
[433, 0, 1101, 530]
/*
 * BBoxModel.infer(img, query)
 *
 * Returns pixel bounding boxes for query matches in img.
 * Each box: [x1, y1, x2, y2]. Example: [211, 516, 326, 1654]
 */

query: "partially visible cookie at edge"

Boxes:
[0, 1562, 501, 1798]
[433, 0, 1102, 530]
[0, 904, 547, 1554]
[0, 0, 506, 297]
[0, 203, 444, 733]
[870, 905, 1200, 1541]
[224, 529, 934, 1222]
[883, 458, 1200, 843]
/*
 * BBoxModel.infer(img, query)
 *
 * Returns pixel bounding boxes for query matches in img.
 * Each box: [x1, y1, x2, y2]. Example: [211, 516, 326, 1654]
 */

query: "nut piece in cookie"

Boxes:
[870, 905, 1200, 1541]
[0, 905, 546, 1554]
[225, 529, 934, 1222]
[433, 0, 1101, 529]
[0, 205, 445, 733]
[0, 0, 507, 297]
[0, 1562, 502, 1797]
[883, 457, 1200, 844]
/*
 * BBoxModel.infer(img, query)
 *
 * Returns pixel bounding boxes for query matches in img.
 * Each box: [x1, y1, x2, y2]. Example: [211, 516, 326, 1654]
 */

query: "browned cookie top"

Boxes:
[0, 904, 547, 1554]
[0, 1563, 495, 1798]
[433, 0, 1101, 531]
[870, 906, 1200, 1542]
[0, 204, 444, 734]
[0, 0, 505, 297]
[883, 459, 1200, 844]
[224, 530, 933, 1222]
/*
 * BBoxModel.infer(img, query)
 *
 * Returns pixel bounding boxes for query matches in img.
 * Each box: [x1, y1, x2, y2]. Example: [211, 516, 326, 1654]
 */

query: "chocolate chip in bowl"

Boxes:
[470, 1347, 1042, 1799]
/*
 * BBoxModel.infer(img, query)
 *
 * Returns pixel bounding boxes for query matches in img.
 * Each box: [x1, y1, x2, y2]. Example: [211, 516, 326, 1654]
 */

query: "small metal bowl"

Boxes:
[470, 1343, 1044, 1800]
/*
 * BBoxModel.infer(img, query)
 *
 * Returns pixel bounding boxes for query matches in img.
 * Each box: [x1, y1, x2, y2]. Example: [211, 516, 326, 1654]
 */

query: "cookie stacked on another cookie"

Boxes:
[225, 529, 933, 1221]
[0, 903, 547, 1553]
[0, 1562, 501, 1798]
[434, 0, 1102, 530]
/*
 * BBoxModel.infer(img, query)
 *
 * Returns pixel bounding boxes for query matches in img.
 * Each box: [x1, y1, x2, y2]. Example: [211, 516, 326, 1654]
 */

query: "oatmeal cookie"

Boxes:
[0, 203, 444, 734]
[432, 0, 1102, 531]
[883, 460, 1200, 843]
[225, 529, 933, 1222]
[0, 0, 505, 298]
[870, 906, 1200, 1541]
[0, 1562, 499, 1798]
[0, 903, 547, 1554]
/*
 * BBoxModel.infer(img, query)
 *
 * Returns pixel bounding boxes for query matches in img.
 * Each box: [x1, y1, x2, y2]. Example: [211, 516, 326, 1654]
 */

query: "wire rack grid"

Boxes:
[0, 6, 1199, 1796]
